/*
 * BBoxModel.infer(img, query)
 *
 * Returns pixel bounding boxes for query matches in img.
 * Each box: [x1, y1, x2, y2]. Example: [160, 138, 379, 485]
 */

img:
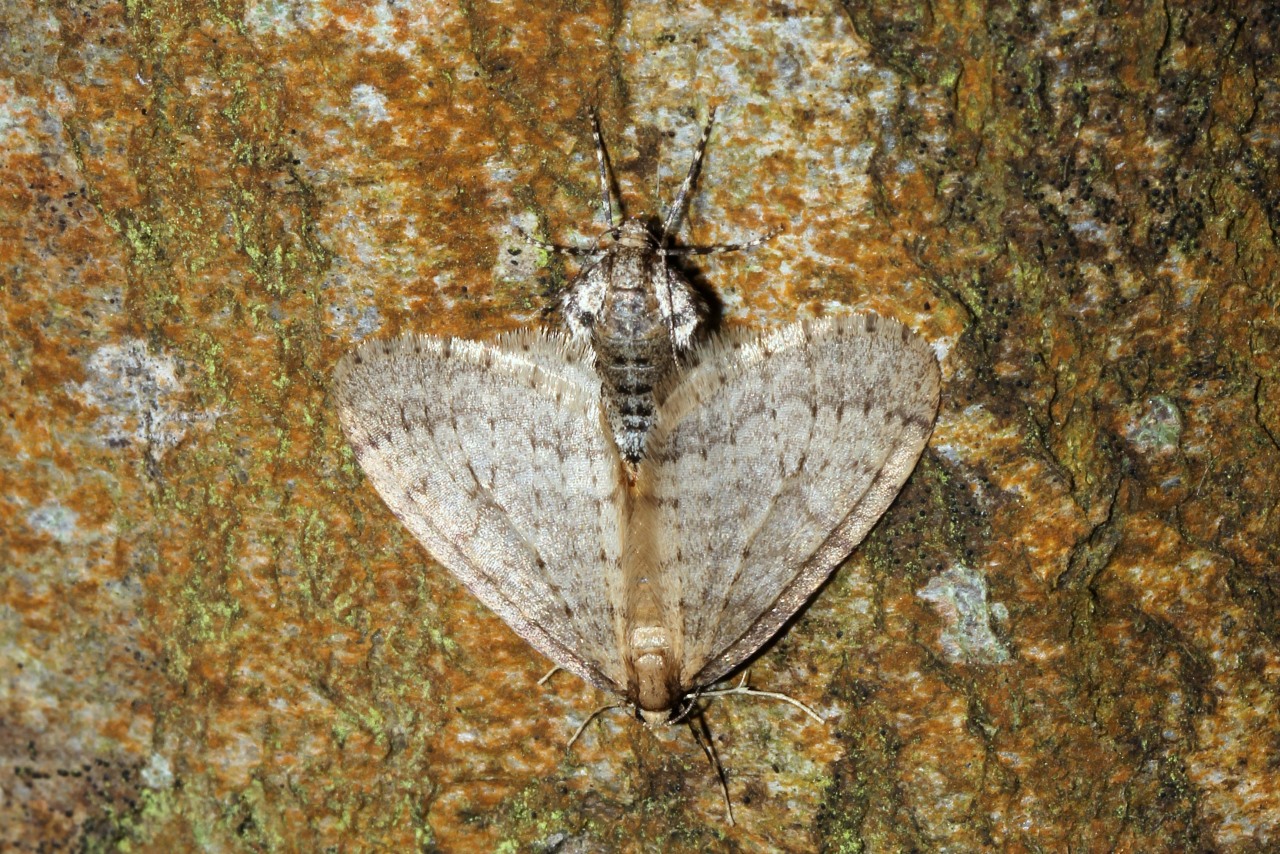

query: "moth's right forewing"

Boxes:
[332, 330, 630, 694]
[645, 315, 941, 689]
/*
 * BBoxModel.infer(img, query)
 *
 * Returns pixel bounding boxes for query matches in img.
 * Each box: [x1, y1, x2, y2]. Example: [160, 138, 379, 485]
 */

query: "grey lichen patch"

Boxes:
[140, 753, 174, 790]
[349, 83, 391, 125]
[68, 339, 211, 458]
[327, 292, 384, 340]
[918, 564, 1010, 665]
[1125, 395, 1182, 455]
[25, 501, 81, 544]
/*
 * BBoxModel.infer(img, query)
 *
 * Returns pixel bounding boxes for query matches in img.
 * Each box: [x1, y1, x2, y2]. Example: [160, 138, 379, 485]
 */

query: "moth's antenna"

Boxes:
[686, 711, 735, 826]
[589, 108, 617, 230]
[566, 703, 627, 747]
[661, 106, 717, 246]
[663, 227, 780, 256]
[536, 665, 561, 686]
[700, 673, 825, 724]
[513, 109, 622, 260]
[514, 225, 602, 257]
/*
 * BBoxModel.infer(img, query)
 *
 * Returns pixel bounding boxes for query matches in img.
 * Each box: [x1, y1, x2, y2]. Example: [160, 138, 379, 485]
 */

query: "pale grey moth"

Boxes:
[332, 111, 941, 726]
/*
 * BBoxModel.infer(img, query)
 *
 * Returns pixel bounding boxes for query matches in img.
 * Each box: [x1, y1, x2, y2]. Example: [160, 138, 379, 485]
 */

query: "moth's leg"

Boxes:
[666, 689, 706, 726]
[664, 226, 780, 256]
[589, 108, 618, 230]
[514, 225, 599, 257]
[566, 702, 628, 747]
[537, 665, 561, 686]
[660, 106, 718, 245]
[701, 675, 824, 724]
[686, 710, 735, 826]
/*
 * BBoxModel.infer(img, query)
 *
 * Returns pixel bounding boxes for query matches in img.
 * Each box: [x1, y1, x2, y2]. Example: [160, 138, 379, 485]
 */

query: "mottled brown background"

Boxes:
[3, 0, 1278, 851]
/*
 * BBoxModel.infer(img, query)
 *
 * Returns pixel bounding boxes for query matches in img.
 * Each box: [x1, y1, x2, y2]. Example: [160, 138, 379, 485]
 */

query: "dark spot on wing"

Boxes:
[902, 411, 935, 432]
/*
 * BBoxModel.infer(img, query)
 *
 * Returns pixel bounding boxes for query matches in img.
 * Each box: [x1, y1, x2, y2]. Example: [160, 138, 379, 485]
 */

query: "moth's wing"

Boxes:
[333, 330, 629, 694]
[643, 314, 940, 688]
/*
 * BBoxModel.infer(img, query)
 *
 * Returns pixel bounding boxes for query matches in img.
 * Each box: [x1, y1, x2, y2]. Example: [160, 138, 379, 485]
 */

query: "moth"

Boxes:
[333, 111, 941, 728]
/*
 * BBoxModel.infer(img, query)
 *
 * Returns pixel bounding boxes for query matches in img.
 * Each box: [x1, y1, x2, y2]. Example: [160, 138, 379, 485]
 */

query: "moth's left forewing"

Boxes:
[643, 315, 941, 691]
[332, 330, 632, 696]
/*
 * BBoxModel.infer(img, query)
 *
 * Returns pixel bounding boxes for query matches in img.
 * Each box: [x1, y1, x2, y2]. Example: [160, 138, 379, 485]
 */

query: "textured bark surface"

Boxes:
[3, 0, 1278, 850]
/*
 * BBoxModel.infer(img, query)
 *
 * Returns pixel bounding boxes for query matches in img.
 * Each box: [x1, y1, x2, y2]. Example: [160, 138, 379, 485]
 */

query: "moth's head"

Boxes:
[614, 217, 657, 249]
[636, 706, 674, 727]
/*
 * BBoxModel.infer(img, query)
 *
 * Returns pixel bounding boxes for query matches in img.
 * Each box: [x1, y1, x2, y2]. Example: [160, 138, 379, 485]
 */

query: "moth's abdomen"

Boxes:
[597, 339, 673, 462]
[592, 257, 681, 462]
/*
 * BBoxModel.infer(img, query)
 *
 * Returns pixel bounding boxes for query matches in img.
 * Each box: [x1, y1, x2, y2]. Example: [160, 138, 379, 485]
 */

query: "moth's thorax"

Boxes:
[592, 251, 680, 371]
[626, 624, 680, 718]
[561, 219, 706, 462]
